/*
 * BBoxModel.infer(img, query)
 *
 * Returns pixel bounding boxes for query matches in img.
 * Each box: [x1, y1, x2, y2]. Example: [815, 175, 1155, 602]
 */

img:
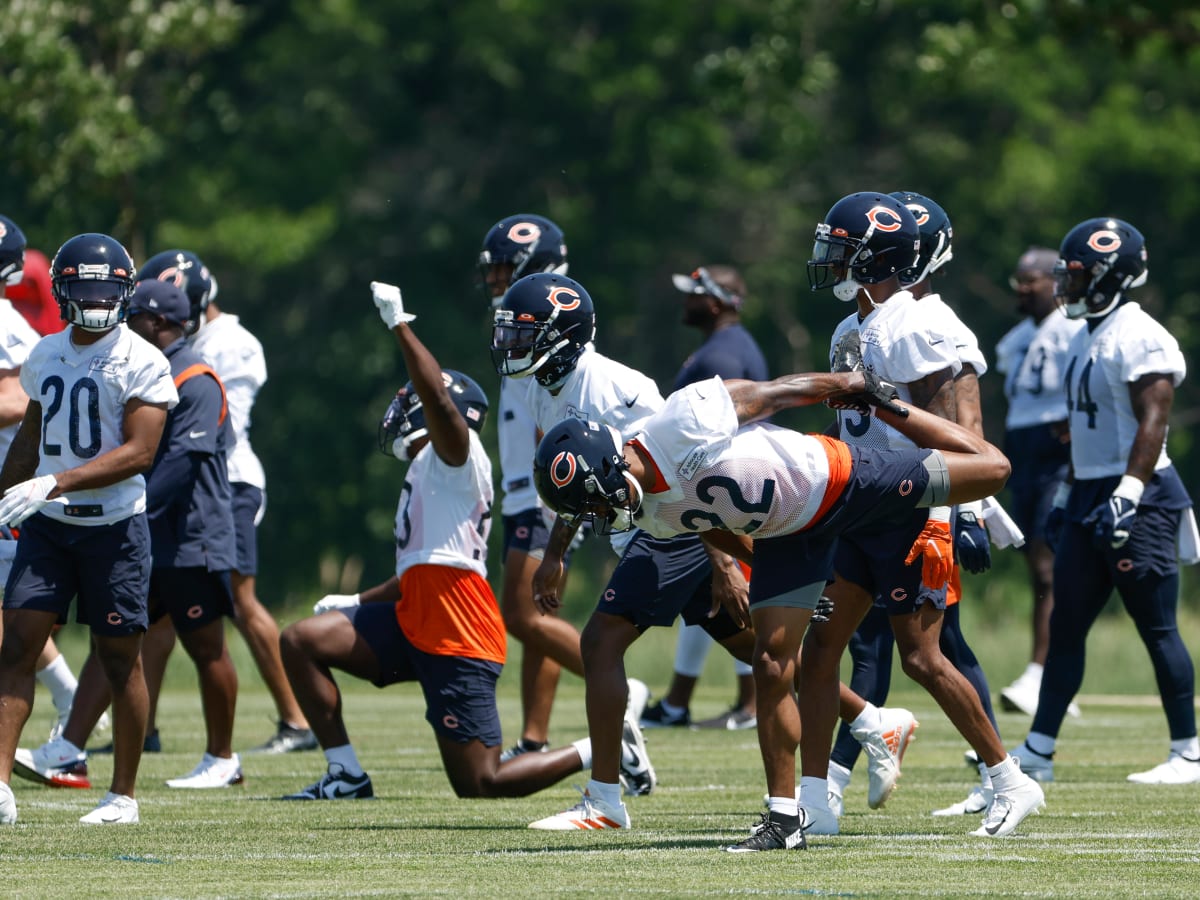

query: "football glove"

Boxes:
[811, 594, 835, 625]
[0, 474, 57, 527]
[1043, 482, 1071, 552]
[1083, 474, 1144, 551]
[904, 506, 953, 590]
[371, 281, 416, 328]
[825, 369, 909, 419]
[830, 329, 864, 373]
[313, 593, 361, 615]
[954, 501, 991, 574]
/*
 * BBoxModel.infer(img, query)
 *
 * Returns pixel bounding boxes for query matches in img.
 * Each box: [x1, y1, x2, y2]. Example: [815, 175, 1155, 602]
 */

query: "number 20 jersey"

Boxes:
[19, 325, 178, 525]
[633, 377, 850, 540]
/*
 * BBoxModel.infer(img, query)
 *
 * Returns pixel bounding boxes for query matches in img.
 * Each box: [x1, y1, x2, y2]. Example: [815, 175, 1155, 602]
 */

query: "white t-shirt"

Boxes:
[0, 299, 44, 464]
[524, 347, 664, 554]
[190, 312, 267, 489]
[995, 312, 1085, 429]
[394, 429, 493, 580]
[1063, 302, 1185, 480]
[634, 377, 834, 539]
[20, 325, 178, 525]
[830, 290, 961, 451]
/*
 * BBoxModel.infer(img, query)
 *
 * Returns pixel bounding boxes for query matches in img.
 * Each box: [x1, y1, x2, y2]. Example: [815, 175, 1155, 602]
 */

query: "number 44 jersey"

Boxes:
[632, 376, 852, 540]
[20, 324, 178, 525]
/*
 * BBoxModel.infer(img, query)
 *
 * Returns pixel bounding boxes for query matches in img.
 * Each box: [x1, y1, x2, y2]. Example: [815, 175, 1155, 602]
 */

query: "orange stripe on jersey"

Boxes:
[808, 434, 854, 526]
[946, 565, 961, 606]
[630, 438, 669, 494]
[395, 565, 507, 664]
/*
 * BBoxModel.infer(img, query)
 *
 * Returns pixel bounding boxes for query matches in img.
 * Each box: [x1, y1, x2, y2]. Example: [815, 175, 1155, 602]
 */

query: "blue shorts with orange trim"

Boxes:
[343, 601, 504, 747]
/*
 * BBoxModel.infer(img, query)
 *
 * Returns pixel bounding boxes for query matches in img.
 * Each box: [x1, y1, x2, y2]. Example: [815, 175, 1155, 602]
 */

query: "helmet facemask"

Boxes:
[1054, 256, 1147, 320]
[378, 388, 428, 462]
[55, 276, 133, 332]
[491, 306, 586, 387]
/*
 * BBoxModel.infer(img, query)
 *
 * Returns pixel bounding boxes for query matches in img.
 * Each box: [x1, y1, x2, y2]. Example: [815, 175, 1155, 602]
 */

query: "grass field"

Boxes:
[4, 577, 1200, 898]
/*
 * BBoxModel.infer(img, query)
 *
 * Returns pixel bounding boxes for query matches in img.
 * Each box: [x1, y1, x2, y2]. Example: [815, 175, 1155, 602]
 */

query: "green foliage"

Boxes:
[5, 1, 1200, 602]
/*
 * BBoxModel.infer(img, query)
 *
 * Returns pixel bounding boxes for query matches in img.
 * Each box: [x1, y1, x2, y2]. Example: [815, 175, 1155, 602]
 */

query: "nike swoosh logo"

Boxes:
[188, 430, 207, 439]
[623, 395, 639, 409]
[329, 784, 361, 798]
[985, 808, 1011, 835]
[928, 338, 945, 345]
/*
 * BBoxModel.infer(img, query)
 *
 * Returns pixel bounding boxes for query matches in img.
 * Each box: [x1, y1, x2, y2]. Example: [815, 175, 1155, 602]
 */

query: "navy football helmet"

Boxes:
[50, 233, 136, 332]
[1054, 217, 1147, 319]
[808, 192, 920, 301]
[378, 369, 489, 462]
[0, 215, 27, 287]
[478, 214, 568, 306]
[139, 249, 215, 335]
[491, 272, 595, 388]
[534, 417, 640, 534]
[890, 191, 953, 286]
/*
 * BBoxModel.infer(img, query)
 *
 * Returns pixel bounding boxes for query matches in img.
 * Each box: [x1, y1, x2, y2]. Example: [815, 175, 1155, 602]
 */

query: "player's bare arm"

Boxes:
[952, 365, 985, 438]
[531, 515, 580, 614]
[699, 532, 751, 628]
[1127, 373, 1175, 483]
[725, 371, 867, 425]
[0, 368, 29, 427]
[0, 400, 42, 491]
[906, 367, 956, 420]
[392, 323, 470, 467]
[50, 398, 169, 496]
[358, 576, 401, 605]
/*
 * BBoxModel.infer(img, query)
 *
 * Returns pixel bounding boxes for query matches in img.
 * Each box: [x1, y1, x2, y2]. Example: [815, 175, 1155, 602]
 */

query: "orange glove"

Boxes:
[904, 508, 953, 590]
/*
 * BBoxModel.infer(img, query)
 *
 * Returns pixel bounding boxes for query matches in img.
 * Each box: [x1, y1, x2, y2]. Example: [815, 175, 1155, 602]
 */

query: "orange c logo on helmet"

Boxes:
[866, 205, 904, 233]
[507, 222, 542, 245]
[905, 203, 930, 226]
[550, 451, 577, 488]
[1087, 230, 1122, 253]
[156, 266, 186, 289]
[546, 286, 581, 310]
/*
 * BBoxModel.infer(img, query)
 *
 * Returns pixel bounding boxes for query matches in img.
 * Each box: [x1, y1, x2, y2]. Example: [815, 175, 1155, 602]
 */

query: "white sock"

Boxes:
[324, 744, 363, 777]
[1170, 736, 1200, 760]
[673, 624, 713, 678]
[977, 760, 993, 791]
[571, 738, 592, 769]
[1022, 661, 1044, 681]
[767, 796, 798, 818]
[1025, 732, 1056, 757]
[827, 761, 852, 791]
[36, 655, 78, 714]
[986, 755, 1020, 791]
[585, 778, 622, 808]
[800, 776, 829, 809]
[850, 702, 881, 736]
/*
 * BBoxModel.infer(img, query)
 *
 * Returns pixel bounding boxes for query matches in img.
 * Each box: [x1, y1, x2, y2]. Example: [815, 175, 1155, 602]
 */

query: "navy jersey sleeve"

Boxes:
[169, 373, 224, 456]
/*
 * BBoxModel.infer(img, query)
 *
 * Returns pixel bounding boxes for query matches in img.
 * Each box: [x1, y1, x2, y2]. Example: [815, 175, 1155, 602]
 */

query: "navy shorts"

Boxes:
[818, 446, 946, 613]
[231, 483, 263, 575]
[502, 508, 553, 560]
[344, 601, 504, 746]
[3, 512, 151, 636]
[148, 567, 234, 632]
[598, 531, 742, 641]
[1004, 424, 1070, 541]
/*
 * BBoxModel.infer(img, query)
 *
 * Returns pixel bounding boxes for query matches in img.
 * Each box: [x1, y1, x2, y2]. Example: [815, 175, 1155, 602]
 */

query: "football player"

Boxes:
[994, 247, 1085, 718]
[1009, 218, 1200, 785]
[798, 192, 1045, 841]
[530, 363, 1011, 849]
[492, 272, 754, 831]
[277, 283, 619, 803]
[0, 233, 178, 826]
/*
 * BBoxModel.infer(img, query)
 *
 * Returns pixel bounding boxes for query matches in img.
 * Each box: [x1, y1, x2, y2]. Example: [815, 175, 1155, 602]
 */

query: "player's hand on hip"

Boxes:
[370, 281, 417, 328]
[1083, 475, 1143, 551]
[0, 474, 58, 527]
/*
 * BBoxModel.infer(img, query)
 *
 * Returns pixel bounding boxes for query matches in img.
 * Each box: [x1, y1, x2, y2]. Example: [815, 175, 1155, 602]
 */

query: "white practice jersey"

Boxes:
[524, 347, 664, 554]
[995, 312, 1084, 429]
[190, 312, 267, 489]
[20, 325, 178, 525]
[920, 293, 988, 376]
[635, 377, 835, 540]
[1063, 302, 1185, 480]
[394, 429, 493, 580]
[0, 299, 43, 464]
[496, 376, 540, 516]
[830, 290, 961, 451]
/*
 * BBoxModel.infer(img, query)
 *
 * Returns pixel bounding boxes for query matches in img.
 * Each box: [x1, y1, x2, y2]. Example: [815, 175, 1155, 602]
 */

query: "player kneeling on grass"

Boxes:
[534, 369, 1045, 848]
[277, 283, 625, 806]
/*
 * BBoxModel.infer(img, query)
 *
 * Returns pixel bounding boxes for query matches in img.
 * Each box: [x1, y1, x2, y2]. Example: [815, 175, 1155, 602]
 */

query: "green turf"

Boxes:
[5, 595, 1200, 898]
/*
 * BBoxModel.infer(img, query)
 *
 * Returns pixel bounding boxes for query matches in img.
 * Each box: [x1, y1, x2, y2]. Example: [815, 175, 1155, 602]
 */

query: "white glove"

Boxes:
[371, 281, 416, 328]
[313, 593, 361, 615]
[0, 474, 58, 527]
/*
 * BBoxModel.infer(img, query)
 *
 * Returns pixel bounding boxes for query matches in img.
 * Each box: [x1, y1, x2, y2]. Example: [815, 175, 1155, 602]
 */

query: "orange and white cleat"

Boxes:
[528, 788, 631, 831]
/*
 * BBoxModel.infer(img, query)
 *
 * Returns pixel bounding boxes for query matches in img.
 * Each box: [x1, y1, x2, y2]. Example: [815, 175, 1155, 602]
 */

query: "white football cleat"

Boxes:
[13, 738, 90, 789]
[1000, 670, 1079, 718]
[931, 784, 992, 816]
[625, 678, 650, 726]
[798, 801, 839, 836]
[80, 792, 139, 825]
[1127, 752, 1200, 784]
[0, 781, 16, 825]
[618, 710, 655, 797]
[528, 788, 630, 830]
[166, 753, 244, 789]
[970, 774, 1043, 837]
[855, 707, 917, 808]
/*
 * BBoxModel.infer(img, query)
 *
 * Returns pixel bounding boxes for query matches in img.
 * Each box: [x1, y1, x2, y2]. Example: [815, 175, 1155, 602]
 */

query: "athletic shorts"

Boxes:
[1056, 503, 1182, 582]
[3, 512, 151, 636]
[231, 482, 263, 575]
[344, 601, 504, 746]
[148, 567, 234, 632]
[598, 530, 742, 641]
[1004, 424, 1070, 542]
